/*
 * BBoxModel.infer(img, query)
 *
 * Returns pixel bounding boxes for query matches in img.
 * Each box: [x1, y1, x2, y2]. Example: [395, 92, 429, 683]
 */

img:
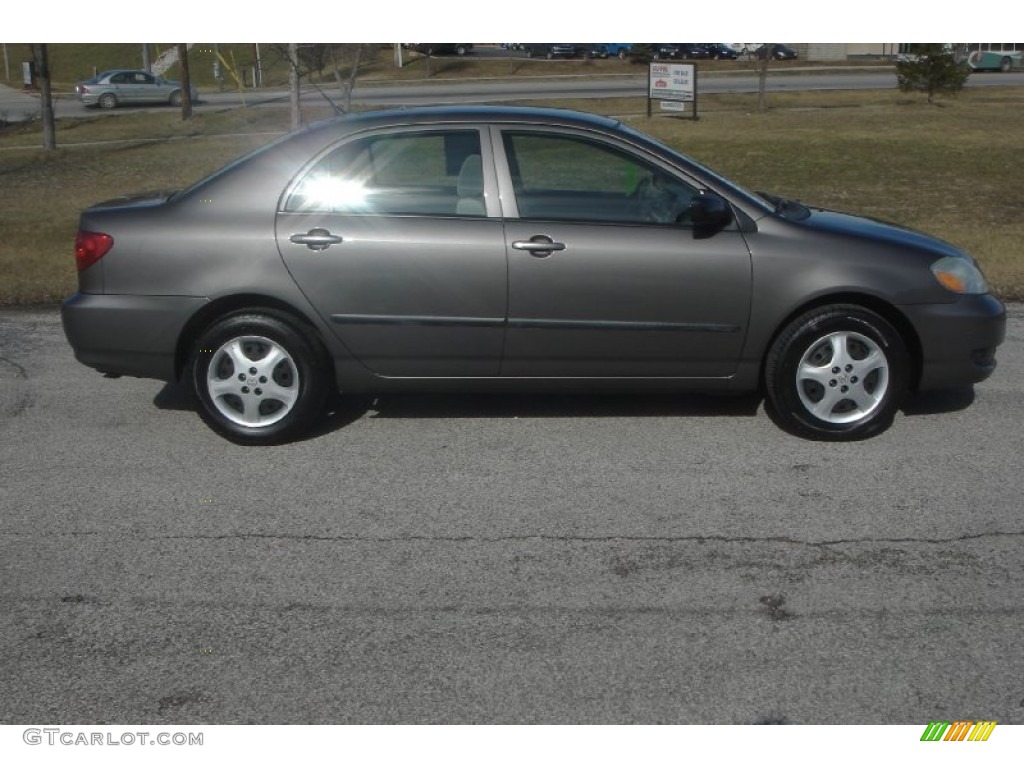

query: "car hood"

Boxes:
[797, 207, 966, 260]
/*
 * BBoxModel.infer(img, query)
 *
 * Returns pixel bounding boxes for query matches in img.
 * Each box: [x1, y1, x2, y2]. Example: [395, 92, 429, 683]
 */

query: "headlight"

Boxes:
[930, 256, 989, 294]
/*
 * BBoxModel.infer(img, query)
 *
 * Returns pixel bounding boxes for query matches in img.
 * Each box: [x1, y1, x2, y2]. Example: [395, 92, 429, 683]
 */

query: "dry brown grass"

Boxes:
[1, 88, 1021, 304]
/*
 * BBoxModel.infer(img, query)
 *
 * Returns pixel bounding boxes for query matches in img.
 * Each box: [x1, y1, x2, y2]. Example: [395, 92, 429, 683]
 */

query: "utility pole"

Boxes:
[177, 44, 193, 119]
[31, 43, 56, 151]
[757, 44, 771, 112]
[288, 42, 301, 129]
[142, 44, 151, 72]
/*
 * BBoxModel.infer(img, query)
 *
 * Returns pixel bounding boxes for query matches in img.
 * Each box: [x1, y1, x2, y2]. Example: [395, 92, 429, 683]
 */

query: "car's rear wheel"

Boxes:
[764, 305, 908, 440]
[1000, 56, 1012, 72]
[98, 93, 117, 109]
[168, 90, 183, 106]
[188, 311, 330, 444]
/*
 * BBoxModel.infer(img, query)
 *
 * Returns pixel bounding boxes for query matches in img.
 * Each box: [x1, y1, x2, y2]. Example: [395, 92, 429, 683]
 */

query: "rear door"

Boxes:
[275, 126, 507, 378]
[494, 126, 753, 379]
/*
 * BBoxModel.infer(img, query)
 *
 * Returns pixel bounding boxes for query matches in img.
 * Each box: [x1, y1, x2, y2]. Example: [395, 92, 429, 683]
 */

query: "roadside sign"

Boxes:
[647, 62, 698, 119]
[649, 62, 695, 101]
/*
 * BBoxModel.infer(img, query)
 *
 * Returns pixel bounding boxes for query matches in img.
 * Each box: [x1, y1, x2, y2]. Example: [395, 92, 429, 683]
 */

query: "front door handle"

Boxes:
[512, 235, 566, 257]
[290, 228, 343, 251]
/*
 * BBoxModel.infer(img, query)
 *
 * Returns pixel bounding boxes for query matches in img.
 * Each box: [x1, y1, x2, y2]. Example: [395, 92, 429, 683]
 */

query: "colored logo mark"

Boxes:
[920, 721, 996, 742]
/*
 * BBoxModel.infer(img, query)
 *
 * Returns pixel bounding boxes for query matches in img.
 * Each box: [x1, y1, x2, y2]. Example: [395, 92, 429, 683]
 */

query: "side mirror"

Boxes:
[689, 192, 732, 238]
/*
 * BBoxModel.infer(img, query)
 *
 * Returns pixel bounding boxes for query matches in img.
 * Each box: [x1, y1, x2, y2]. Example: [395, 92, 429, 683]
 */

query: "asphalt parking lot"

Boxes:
[1, 305, 1022, 723]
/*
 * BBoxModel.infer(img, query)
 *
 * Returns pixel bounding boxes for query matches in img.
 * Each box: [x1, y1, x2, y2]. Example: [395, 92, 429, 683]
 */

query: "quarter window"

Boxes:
[284, 130, 485, 217]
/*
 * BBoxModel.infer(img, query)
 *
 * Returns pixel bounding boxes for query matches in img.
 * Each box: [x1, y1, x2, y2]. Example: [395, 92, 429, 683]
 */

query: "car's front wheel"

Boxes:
[764, 305, 908, 440]
[188, 311, 330, 444]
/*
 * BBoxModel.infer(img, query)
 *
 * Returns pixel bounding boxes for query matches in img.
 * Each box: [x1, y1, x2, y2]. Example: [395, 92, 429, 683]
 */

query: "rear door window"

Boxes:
[284, 130, 486, 217]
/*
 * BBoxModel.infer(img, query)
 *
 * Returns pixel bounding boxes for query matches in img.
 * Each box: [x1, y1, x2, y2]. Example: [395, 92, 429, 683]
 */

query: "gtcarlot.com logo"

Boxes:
[23, 728, 203, 746]
[920, 721, 997, 742]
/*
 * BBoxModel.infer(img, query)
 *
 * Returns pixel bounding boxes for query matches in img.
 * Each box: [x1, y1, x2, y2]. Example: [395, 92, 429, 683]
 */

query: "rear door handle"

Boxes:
[290, 228, 344, 251]
[511, 235, 566, 257]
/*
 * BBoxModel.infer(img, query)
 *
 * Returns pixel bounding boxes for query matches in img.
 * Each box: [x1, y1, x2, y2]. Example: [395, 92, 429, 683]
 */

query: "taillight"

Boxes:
[75, 230, 113, 271]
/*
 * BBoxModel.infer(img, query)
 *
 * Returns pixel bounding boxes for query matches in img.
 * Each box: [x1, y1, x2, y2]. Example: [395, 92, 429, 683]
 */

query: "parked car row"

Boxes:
[502, 43, 798, 61]
[521, 43, 612, 59]
[403, 43, 474, 56]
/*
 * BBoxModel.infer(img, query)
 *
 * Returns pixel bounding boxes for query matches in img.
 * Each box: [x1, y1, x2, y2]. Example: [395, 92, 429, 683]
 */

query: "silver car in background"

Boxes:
[74, 69, 198, 109]
[61, 106, 1005, 444]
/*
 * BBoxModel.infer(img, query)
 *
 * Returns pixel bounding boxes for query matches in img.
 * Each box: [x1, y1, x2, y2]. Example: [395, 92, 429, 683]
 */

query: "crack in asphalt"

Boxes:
[0, 356, 28, 378]
[4, 530, 1024, 547]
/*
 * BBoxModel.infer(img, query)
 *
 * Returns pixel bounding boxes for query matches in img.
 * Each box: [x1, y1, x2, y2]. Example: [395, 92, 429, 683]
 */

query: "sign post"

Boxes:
[648, 62, 698, 120]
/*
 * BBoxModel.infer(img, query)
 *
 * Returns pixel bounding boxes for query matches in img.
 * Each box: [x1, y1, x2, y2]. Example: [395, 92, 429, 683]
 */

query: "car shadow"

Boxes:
[154, 382, 762, 429]
[360, 391, 764, 420]
[153, 382, 370, 438]
[900, 385, 976, 416]
[152, 382, 978, 443]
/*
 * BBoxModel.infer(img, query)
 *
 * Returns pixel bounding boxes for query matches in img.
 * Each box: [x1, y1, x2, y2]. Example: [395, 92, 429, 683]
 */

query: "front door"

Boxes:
[496, 129, 753, 379]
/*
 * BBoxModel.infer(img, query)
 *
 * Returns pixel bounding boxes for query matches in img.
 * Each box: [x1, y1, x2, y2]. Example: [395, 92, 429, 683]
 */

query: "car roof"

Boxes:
[94, 69, 150, 78]
[302, 105, 624, 137]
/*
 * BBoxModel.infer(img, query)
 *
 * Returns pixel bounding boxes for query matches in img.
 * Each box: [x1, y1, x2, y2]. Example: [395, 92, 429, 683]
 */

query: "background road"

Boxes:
[1, 305, 1022, 723]
[4, 70, 1024, 121]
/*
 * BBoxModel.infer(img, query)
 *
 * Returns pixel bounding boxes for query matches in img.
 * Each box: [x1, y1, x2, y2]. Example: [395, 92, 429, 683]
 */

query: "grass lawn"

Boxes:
[0, 87, 1021, 305]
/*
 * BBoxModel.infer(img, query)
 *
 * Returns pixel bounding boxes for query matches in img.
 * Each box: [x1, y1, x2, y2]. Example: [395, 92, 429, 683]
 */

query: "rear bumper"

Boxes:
[903, 293, 1006, 390]
[62, 292, 207, 381]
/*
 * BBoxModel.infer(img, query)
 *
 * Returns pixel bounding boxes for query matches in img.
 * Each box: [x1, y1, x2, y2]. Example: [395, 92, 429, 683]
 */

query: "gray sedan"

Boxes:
[61, 106, 1005, 443]
[74, 69, 198, 109]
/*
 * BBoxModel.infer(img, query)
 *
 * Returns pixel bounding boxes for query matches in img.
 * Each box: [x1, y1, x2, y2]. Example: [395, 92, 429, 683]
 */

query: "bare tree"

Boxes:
[31, 43, 56, 151]
[329, 44, 372, 113]
[177, 44, 193, 120]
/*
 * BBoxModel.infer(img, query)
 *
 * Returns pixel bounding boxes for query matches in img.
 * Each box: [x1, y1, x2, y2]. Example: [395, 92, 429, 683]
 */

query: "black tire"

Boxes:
[187, 311, 330, 445]
[1000, 56, 1012, 72]
[764, 305, 908, 440]
[456, 45, 467, 56]
[546, 50, 554, 60]
[617, 50, 628, 60]
[168, 90, 182, 107]
[98, 93, 117, 110]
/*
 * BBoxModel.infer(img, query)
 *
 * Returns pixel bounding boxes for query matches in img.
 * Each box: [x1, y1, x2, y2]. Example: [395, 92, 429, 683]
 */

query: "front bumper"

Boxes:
[903, 293, 1006, 390]
[62, 292, 207, 381]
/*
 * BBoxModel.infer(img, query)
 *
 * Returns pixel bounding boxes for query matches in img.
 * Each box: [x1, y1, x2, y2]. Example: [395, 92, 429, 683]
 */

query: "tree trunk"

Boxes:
[289, 42, 301, 129]
[177, 44, 193, 120]
[31, 43, 56, 151]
